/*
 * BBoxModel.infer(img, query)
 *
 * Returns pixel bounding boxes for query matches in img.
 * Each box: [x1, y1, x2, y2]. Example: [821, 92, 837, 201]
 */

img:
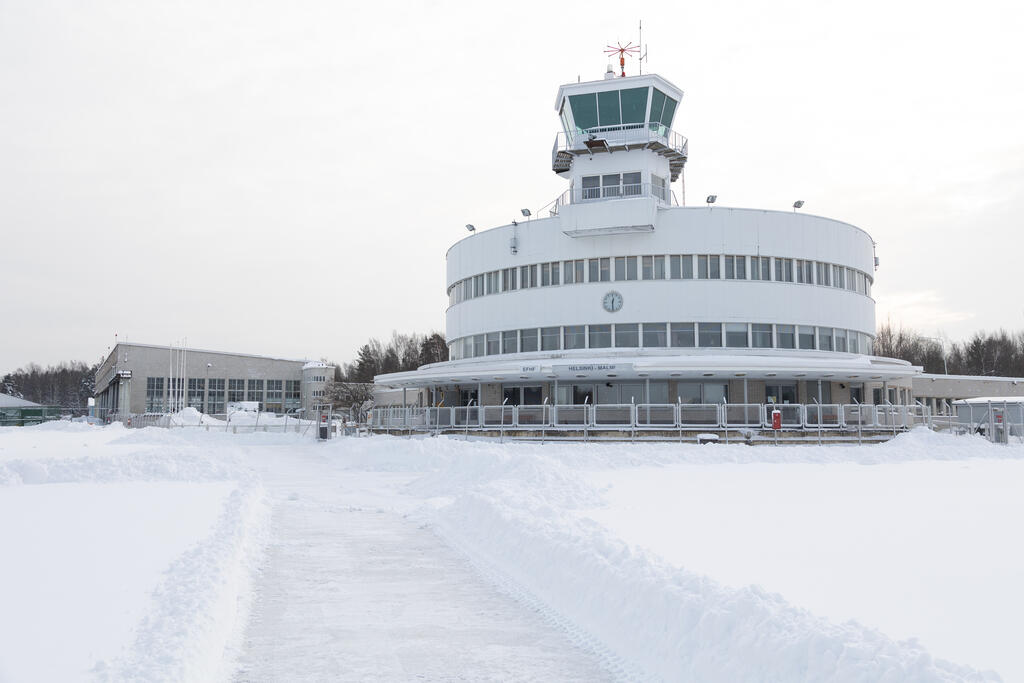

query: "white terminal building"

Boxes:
[374, 65, 921, 420]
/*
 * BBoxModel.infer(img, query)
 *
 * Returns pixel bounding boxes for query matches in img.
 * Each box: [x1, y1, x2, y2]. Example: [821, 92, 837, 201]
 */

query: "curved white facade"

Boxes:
[445, 207, 876, 354]
[376, 69, 917, 408]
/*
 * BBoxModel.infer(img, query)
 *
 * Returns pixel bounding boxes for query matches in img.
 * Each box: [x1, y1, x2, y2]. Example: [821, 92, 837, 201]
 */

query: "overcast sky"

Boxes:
[2, 0, 1023, 373]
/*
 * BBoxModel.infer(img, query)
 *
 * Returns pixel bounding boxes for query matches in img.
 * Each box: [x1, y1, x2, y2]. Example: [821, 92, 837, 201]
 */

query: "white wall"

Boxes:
[445, 206, 876, 342]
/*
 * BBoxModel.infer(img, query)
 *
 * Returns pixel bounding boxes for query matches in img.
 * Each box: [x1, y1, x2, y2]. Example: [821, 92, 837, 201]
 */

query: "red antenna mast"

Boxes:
[604, 41, 641, 77]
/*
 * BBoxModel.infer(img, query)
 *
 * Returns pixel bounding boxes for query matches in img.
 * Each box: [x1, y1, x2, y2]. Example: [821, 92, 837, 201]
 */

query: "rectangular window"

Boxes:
[564, 325, 586, 350]
[550, 261, 560, 285]
[228, 379, 245, 402]
[573, 260, 584, 283]
[835, 329, 848, 352]
[502, 330, 518, 354]
[670, 322, 695, 347]
[502, 267, 517, 291]
[285, 380, 300, 408]
[599, 258, 610, 281]
[247, 379, 264, 403]
[520, 329, 539, 352]
[265, 379, 282, 401]
[207, 378, 225, 414]
[620, 86, 649, 123]
[471, 334, 484, 357]
[597, 89, 621, 126]
[614, 323, 639, 347]
[563, 260, 576, 284]
[818, 327, 834, 351]
[145, 376, 164, 412]
[750, 256, 770, 281]
[589, 324, 611, 348]
[589, 258, 600, 283]
[614, 256, 638, 281]
[698, 255, 720, 279]
[798, 326, 816, 350]
[698, 323, 722, 347]
[581, 175, 601, 200]
[848, 332, 859, 354]
[795, 259, 811, 284]
[777, 324, 796, 349]
[817, 262, 831, 286]
[724, 255, 746, 279]
[602, 173, 622, 198]
[752, 323, 773, 348]
[541, 262, 551, 286]
[846, 268, 857, 291]
[623, 171, 642, 196]
[486, 332, 500, 355]
[569, 93, 598, 130]
[833, 265, 844, 289]
[520, 264, 537, 288]
[774, 258, 790, 282]
[642, 323, 667, 347]
[676, 255, 693, 279]
[541, 326, 561, 351]
[642, 255, 665, 280]
[725, 323, 748, 348]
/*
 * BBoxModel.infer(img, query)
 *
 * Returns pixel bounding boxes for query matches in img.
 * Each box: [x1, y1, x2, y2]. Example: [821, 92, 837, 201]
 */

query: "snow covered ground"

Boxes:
[1, 422, 1020, 681]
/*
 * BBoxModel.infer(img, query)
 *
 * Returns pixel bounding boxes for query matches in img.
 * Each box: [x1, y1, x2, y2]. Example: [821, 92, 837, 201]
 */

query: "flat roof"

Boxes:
[107, 342, 311, 364]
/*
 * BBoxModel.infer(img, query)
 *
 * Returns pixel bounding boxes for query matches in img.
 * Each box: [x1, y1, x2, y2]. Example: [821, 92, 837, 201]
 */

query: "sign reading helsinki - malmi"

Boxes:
[521, 364, 630, 374]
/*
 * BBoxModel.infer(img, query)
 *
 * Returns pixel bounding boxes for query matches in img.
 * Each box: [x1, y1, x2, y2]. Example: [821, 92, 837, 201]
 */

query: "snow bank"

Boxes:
[391, 432, 1015, 680]
[0, 427, 270, 681]
[95, 486, 270, 681]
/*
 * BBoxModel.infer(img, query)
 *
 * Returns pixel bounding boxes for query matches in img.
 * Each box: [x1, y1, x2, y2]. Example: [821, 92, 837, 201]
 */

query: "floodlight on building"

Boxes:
[465, 224, 475, 233]
[521, 208, 532, 217]
[793, 200, 804, 211]
[706, 195, 717, 205]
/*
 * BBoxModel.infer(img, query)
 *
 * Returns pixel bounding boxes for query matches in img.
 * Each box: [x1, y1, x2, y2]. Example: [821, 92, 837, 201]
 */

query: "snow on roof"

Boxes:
[953, 396, 1024, 405]
[303, 361, 329, 370]
[0, 393, 41, 408]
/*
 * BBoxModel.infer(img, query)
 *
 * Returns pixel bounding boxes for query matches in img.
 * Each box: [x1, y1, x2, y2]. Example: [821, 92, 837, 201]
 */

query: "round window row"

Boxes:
[447, 323, 874, 361]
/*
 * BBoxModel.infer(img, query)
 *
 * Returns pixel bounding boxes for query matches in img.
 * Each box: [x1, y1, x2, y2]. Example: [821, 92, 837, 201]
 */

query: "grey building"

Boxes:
[94, 343, 334, 418]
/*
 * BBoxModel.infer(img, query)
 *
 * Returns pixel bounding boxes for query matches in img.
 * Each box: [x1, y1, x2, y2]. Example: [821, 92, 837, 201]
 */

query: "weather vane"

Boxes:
[604, 41, 641, 78]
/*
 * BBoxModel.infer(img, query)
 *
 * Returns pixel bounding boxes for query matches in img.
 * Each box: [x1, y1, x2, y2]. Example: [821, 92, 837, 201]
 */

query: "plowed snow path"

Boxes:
[233, 456, 609, 682]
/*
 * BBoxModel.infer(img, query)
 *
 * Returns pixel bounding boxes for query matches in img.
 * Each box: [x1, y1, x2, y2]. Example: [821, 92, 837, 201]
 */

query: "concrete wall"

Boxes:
[95, 343, 309, 415]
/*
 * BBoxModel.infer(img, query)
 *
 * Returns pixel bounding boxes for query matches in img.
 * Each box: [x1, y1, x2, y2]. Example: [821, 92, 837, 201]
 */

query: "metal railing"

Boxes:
[547, 182, 678, 216]
[370, 402, 936, 434]
[552, 121, 688, 162]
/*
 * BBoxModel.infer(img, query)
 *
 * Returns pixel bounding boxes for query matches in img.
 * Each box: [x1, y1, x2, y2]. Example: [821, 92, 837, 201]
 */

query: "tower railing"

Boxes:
[547, 182, 678, 216]
[552, 122, 688, 164]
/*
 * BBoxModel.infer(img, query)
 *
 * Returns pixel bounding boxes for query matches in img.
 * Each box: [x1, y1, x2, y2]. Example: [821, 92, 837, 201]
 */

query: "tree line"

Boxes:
[874, 324, 1024, 377]
[1, 361, 99, 412]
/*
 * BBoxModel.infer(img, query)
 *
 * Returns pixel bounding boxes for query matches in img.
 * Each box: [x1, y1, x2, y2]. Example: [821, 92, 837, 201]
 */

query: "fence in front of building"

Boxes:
[369, 402, 941, 434]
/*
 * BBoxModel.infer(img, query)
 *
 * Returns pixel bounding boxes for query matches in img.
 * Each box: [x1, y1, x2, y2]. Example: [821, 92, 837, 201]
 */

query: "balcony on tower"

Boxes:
[551, 73, 688, 181]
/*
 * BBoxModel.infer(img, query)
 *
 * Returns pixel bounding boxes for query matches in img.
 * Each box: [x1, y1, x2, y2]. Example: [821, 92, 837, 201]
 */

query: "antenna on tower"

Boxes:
[604, 41, 640, 78]
[638, 21, 648, 75]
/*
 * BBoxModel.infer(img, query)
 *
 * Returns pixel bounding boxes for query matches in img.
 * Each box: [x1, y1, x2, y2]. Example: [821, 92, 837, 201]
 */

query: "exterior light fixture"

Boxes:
[793, 200, 804, 211]
[465, 224, 475, 232]
[706, 195, 717, 205]
[521, 208, 532, 217]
